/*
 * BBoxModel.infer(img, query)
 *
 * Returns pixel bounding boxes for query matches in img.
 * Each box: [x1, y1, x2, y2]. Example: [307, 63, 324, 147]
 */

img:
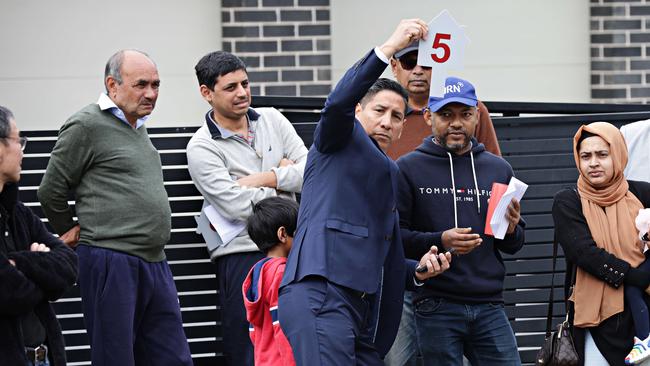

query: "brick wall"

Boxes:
[221, 0, 332, 96]
[591, 0, 650, 102]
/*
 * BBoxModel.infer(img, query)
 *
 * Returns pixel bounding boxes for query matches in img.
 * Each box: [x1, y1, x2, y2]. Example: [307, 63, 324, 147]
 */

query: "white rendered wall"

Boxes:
[331, 0, 591, 104]
[0, 0, 220, 131]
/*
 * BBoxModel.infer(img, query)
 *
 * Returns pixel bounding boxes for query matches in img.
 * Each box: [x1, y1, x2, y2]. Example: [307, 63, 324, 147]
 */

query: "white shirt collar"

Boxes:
[96, 93, 148, 129]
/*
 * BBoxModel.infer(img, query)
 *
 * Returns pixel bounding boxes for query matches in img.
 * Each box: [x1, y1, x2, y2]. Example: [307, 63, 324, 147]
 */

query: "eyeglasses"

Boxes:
[397, 53, 432, 71]
[3, 136, 27, 151]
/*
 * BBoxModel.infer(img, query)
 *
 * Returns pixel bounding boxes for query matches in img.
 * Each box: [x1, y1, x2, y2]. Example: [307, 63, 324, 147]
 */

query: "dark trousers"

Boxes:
[77, 245, 192, 366]
[278, 276, 382, 366]
[626, 257, 650, 338]
[214, 251, 264, 366]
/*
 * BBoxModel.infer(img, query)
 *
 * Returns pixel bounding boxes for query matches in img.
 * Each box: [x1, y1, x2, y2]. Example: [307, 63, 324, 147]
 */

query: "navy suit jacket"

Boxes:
[281, 49, 415, 356]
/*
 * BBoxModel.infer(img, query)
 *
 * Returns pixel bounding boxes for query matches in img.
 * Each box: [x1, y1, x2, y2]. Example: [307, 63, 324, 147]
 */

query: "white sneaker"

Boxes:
[626, 335, 650, 365]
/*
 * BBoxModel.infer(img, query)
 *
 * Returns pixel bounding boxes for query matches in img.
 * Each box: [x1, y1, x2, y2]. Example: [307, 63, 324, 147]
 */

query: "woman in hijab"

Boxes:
[552, 121, 650, 365]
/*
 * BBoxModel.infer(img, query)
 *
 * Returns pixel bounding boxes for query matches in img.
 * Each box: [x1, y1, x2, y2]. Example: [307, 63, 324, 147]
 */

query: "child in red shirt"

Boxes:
[242, 197, 298, 366]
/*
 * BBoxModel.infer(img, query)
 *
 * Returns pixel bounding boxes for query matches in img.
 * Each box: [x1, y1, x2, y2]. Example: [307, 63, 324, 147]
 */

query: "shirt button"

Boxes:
[385, 235, 392, 241]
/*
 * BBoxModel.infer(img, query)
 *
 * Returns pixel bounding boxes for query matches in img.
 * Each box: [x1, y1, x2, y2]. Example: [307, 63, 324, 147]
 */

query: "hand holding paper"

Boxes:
[505, 199, 521, 235]
[486, 177, 528, 240]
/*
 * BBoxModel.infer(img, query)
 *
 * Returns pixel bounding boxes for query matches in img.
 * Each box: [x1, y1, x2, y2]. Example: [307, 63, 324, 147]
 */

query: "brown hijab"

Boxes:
[572, 121, 644, 327]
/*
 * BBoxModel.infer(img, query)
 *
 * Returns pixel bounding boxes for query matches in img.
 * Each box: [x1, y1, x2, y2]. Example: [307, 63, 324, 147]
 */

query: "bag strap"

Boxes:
[565, 259, 577, 324]
[546, 216, 578, 336]
[544, 234, 559, 337]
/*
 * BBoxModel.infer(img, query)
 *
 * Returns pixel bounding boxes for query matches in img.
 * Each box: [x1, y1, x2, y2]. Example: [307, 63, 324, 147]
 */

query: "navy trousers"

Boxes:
[278, 276, 382, 366]
[214, 251, 264, 366]
[625, 257, 650, 338]
[77, 245, 192, 366]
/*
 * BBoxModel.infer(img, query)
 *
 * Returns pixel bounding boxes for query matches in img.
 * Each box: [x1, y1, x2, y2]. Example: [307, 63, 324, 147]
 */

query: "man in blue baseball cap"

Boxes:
[395, 76, 526, 365]
[386, 43, 501, 162]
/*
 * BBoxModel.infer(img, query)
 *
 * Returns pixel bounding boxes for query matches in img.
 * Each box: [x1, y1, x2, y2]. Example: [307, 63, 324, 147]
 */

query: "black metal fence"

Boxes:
[20, 97, 650, 365]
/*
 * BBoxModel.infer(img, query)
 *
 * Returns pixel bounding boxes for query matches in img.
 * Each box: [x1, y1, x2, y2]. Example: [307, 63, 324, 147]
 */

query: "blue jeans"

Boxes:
[27, 360, 49, 366]
[414, 298, 520, 366]
[384, 290, 418, 366]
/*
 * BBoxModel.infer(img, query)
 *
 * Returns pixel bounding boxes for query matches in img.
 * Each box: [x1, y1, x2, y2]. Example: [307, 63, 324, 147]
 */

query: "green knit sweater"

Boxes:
[38, 104, 171, 262]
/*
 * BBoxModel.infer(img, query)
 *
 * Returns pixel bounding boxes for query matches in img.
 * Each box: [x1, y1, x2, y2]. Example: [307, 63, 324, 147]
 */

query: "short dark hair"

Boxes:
[247, 197, 299, 254]
[0, 105, 14, 141]
[195, 51, 247, 90]
[360, 78, 409, 114]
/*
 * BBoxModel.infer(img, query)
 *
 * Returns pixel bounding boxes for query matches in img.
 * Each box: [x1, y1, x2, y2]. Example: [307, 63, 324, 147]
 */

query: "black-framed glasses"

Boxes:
[398, 53, 432, 71]
[4, 136, 27, 151]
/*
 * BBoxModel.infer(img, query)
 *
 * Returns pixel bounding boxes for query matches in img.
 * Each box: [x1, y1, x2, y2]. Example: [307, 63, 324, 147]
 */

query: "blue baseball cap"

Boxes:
[427, 77, 478, 112]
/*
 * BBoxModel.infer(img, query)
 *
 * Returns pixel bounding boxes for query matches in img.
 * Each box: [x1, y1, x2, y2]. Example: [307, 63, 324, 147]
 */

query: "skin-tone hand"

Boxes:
[278, 158, 294, 167]
[505, 199, 521, 235]
[379, 19, 429, 59]
[415, 246, 452, 281]
[60, 224, 80, 248]
[7, 243, 51, 267]
[237, 172, 277, 188]
[30, 243, 51, 252]
[441, 227, 482, 255]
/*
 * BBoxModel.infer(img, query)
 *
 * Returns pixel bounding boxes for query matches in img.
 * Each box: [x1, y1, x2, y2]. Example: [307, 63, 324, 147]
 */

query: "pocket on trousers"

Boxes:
[302, 277, 329, 316]
[415, 297, 444, 316]
[97, 251, 115, 301]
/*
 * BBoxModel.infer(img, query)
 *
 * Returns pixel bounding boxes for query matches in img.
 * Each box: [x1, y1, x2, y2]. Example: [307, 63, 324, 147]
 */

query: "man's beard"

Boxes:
[437, 131, 471, 153]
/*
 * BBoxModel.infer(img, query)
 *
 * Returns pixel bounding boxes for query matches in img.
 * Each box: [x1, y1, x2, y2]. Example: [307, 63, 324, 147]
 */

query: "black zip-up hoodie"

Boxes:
[397, 136, 525, 304]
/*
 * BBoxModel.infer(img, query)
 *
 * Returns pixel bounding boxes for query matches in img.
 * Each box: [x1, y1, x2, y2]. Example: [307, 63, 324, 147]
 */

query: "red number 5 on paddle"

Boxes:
[431, 33, 451, 63]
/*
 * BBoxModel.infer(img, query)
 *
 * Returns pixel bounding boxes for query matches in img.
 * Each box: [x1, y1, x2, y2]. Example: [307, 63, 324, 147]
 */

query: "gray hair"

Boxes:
[104, 49, 153, 92]
[0, 105, 14, 141]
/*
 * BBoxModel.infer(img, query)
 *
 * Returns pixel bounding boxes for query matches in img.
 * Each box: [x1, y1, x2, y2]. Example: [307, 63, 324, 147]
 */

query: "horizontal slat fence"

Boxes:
[19, 97, 650, 365]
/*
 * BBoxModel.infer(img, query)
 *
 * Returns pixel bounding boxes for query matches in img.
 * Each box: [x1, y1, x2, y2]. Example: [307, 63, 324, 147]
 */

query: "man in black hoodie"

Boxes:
[396, 77, 525, 366]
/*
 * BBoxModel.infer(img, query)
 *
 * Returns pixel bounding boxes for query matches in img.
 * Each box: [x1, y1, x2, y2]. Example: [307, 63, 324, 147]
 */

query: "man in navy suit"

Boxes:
[278, 19, 450, 365]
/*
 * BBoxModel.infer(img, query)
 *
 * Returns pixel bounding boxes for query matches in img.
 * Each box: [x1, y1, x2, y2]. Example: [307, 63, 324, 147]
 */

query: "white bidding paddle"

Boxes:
[417, 10, 471, 97]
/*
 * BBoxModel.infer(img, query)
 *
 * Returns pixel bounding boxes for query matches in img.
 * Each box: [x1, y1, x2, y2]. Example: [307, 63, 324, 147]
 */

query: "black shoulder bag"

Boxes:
[535, 235, 579, 366]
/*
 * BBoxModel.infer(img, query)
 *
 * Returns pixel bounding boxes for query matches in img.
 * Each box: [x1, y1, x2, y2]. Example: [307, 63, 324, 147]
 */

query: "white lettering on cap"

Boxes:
[443, 81, 464, 96]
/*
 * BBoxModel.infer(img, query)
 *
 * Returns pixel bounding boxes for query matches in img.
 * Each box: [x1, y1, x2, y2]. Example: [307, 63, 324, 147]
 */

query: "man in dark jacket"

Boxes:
[396, 77, 525, 366]
[0, 105, 78, 366]
[279, 19, 452, 365]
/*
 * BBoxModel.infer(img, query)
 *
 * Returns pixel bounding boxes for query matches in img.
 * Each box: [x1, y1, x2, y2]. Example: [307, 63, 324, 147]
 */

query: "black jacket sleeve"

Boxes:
[0, 253, 45, 316]
[7, 203, 77, 301]
[403, 258, 420, 291]
[552, 185, 650, 290]
[493, 222, 526, 255]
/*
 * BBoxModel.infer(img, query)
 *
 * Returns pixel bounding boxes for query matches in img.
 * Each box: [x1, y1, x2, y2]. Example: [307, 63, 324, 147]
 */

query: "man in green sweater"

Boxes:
[37, 49, 192, 366]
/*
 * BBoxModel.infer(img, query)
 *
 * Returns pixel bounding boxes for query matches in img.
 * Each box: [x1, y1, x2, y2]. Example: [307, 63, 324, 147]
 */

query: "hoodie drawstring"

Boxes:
[446, 152, 459, 228]
[470, 151, 481, 214]
[447, 149, 481, 228]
